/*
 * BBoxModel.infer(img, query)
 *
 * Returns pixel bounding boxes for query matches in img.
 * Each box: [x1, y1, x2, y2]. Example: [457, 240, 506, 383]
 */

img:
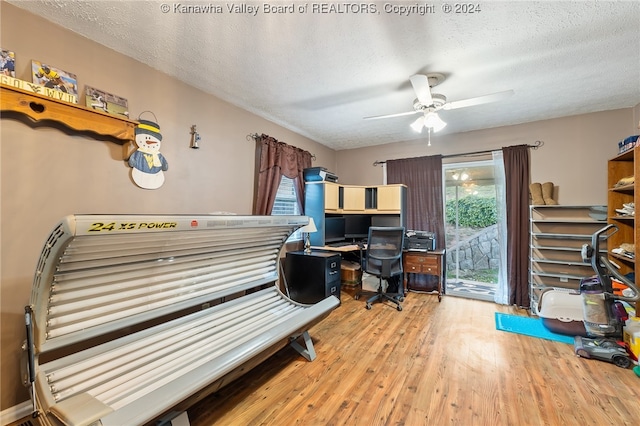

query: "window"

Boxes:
[272, 176, 302, 241]
[443, 160, 502, 302]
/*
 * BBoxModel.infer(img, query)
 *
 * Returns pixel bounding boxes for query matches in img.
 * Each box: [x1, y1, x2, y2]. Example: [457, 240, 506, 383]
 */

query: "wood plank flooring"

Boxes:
[188, 289, 639, 425]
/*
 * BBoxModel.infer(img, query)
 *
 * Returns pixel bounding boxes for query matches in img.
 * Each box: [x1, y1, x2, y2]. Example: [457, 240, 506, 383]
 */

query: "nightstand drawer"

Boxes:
[419, 256, 439, 268]
[404, 260, 424, 273]
[404, 263, 439, 274]
[403, 249, 445, 301]
[422, 264, 438, 274]
[404, 254, 439, 270]
[405, 253, 438, 265]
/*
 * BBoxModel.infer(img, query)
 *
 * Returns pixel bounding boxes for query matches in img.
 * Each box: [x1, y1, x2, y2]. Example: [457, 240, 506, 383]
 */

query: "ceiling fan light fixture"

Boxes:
[410, 115, 425, 133]
[423, 111, 447, 132]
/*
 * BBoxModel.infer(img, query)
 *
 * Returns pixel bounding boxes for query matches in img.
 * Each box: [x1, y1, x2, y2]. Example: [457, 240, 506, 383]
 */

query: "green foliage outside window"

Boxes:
[445, 196, 497, 228]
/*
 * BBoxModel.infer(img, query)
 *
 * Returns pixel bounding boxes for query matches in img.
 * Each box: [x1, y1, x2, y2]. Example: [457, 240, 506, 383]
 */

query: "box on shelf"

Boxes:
[618, 135, 639, 154]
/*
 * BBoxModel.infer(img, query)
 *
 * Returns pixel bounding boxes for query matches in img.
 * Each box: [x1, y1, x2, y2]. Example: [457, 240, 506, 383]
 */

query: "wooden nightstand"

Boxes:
[403, 249, 445, 301]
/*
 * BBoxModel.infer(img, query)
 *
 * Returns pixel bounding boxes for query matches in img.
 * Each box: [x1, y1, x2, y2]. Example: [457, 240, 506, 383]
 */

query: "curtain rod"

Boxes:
[247, 133, 316, 161]
[372, 140, 544, 166]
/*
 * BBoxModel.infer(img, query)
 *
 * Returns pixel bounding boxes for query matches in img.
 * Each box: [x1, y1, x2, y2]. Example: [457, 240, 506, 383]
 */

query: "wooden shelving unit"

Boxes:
[607, 147, 640, 313]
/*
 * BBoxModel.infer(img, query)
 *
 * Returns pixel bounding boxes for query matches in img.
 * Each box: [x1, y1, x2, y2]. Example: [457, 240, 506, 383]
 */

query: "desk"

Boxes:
[403, 249, 445, 301]
[311, 244, 363, 252]
[311, 244, 365, 266]
[311, 245, 365, 288]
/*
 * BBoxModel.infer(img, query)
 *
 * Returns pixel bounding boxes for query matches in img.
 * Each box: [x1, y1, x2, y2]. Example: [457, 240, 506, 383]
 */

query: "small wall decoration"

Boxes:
[31, 60, 78, 102]
[1, 49, 15, 77]
[85, 85, 129, 118]
[128, 112, 169, 189]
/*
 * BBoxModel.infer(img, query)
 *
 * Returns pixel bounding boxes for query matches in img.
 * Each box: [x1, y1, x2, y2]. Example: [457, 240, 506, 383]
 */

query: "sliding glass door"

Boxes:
[443, 160, 505, 301]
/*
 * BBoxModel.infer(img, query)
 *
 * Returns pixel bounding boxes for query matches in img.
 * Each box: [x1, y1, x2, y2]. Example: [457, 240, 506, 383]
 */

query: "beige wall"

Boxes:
[0, 3, 337, 410]
[2, 0, 639, 415]
[336, 108, 639, 206]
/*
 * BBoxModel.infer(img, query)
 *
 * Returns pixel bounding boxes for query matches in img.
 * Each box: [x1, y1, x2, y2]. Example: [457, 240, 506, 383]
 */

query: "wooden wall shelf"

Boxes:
[1, 82, 136, 144]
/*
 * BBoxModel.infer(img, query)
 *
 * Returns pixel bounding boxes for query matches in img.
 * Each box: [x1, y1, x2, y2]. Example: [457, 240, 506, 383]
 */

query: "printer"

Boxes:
[303, 167, 338, 183]
[405, 230, 436, 251]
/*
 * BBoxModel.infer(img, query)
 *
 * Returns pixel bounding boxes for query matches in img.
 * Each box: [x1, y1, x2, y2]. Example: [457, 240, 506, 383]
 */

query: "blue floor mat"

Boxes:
[494, 312, 575, 344]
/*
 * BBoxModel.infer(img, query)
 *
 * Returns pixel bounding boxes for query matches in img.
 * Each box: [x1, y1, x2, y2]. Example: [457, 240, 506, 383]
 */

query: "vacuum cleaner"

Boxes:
[578, 224, 638, 338]
[572, 224, 640, 368]
[537, 224, 640, 367]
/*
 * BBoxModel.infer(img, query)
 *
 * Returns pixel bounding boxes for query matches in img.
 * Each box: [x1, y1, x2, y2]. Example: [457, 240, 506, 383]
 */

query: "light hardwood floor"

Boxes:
[188, 288, 639, 425]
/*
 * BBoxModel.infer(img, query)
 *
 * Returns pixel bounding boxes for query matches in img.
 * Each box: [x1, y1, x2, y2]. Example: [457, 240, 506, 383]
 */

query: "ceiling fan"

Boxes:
[364, 73, 514, 133]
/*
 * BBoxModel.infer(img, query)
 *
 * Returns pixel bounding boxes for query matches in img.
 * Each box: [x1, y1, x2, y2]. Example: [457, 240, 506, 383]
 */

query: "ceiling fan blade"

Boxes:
[410, 74, 433, 106]
[443, 90, 514, 110]
[363, 110, 420, 120]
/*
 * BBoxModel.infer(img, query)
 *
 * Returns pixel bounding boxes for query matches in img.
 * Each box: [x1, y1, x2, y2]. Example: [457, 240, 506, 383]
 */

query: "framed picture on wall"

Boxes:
[31, 60, 78, 102]
[1, 49, 15, 77]
[84, 85, 129, 118]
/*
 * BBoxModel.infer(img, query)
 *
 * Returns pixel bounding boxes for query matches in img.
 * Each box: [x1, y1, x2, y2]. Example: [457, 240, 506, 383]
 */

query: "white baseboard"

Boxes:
[0, 401, 31, 426]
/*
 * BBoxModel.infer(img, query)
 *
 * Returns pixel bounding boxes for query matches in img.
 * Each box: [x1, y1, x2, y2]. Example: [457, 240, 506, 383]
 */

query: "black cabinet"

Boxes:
[285, 251, 341, 304]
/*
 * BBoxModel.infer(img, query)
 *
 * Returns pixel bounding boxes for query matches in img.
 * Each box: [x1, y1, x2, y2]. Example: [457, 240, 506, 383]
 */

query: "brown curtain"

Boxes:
[253, 134, 312, 215]
[503, 145, 531, 308]
[387, 155, 444, 290]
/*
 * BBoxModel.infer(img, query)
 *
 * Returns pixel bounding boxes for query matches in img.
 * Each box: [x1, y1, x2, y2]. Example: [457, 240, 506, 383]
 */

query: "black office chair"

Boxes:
[355, 226, 405, 311]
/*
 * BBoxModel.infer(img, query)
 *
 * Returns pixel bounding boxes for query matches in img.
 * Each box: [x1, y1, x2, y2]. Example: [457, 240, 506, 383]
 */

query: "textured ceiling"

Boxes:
[7, 0, 640, 150]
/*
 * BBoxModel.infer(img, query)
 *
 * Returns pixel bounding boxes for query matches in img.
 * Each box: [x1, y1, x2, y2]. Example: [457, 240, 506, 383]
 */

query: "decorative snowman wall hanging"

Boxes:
[128, 113, 169, 189]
